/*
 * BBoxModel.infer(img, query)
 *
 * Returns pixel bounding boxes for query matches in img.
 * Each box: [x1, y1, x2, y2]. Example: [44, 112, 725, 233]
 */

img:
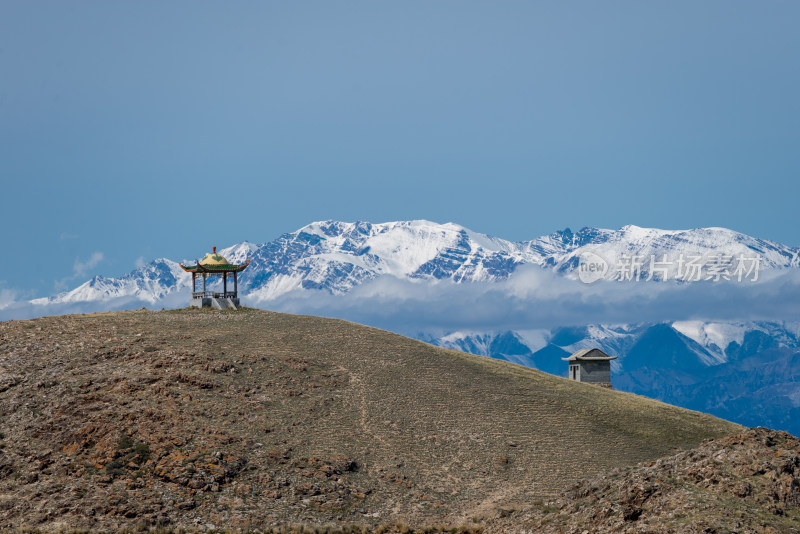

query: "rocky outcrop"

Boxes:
[489, 428, 800, 533]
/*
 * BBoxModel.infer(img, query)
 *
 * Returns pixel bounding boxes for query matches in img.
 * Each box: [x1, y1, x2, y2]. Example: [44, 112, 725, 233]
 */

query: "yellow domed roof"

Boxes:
[200, 246, 230, 266]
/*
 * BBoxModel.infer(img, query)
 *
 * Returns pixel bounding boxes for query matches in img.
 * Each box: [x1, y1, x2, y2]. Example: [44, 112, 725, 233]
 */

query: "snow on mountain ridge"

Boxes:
[32, 259, 190, 306]
[32, 221, 800, 307]
[552, 225, 798, 281]
[219, 241, 260, 264]
[257, 219, 542, 297]
[671, 321, 753, 364]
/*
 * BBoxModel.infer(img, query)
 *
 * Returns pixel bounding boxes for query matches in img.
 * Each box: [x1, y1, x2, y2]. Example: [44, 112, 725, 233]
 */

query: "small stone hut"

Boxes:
[562, 348, 617, 388]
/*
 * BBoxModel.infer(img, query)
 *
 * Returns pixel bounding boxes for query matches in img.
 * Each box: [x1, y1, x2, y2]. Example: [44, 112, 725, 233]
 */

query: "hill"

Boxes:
[486, 427, 800, 533]
[430, 321, 800, 436]
[0, 309, 740, 531]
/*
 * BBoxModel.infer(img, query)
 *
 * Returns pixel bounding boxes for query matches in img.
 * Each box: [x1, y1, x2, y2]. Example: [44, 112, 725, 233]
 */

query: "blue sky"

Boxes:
[1, 1, 799, 299]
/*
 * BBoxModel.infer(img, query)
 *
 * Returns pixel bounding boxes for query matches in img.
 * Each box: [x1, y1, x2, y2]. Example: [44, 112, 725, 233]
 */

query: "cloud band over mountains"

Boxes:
[4, 222, 800, 333]
[257, 265, 800, 332]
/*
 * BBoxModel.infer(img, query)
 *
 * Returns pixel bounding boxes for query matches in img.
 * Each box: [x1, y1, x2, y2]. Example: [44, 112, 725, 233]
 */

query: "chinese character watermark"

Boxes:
[578, 251, 763, 284]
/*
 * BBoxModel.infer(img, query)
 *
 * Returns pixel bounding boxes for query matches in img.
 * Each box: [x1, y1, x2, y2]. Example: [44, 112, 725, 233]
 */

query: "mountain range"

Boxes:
[30, 220, 800, 306]
[14, 220, 800, 435]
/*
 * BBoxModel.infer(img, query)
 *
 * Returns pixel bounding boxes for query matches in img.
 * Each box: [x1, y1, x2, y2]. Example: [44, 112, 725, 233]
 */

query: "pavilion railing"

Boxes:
[192, 291, 238, 299]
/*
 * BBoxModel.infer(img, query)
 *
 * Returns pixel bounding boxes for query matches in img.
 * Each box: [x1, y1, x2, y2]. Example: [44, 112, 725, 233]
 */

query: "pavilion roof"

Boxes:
[180, 247, 250, 273]
[179, 260, 250, 273]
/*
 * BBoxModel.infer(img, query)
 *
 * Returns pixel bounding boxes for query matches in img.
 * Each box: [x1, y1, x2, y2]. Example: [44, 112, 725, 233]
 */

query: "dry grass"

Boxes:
[0, 308, 741, 531]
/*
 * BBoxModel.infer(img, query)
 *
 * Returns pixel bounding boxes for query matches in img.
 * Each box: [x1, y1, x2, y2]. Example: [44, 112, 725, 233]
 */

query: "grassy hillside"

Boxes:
[0, 308, 741, 531]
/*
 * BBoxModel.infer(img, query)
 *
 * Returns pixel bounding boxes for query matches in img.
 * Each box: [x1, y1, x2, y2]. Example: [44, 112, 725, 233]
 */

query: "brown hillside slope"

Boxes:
[486, 428, 800, 533]
[0, 308, 740, 531]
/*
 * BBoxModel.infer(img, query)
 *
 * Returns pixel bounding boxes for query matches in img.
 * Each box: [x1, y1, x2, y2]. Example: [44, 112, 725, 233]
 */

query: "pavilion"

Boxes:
[179, 247, 250, 309]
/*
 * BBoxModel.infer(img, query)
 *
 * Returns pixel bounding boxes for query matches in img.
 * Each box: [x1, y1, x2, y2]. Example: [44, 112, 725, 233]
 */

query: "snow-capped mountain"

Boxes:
[31, 259, 190, 306]
[31, 220, 800, 307]
[548, 225, 799, 279]
[14, 219, 800, 435]
[243, 220, 541, 301]
[30, 242, 260, 307]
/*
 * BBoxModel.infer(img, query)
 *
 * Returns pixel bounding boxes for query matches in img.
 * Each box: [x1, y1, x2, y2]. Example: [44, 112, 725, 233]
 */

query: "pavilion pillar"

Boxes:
[234, 271, 238, 298]
[192, 273, 196, 295]
[223, 272, 228, 297]
[203, 273, 207, 294]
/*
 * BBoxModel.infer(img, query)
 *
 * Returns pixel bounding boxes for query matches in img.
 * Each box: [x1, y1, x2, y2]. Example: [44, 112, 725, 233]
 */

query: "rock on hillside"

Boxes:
[0, 309, 740, 532]
[490, 428, 800, 533]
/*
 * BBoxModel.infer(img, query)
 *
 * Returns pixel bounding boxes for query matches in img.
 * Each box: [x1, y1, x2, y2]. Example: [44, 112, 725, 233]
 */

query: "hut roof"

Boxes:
[561, 348, 618, 362]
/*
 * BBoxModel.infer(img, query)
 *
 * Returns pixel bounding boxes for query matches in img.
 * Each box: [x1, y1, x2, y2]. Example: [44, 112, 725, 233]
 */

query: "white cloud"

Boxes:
[253, 265, 800, 332]
[135, 256, 147, 269]
[0, 288, 194, 322]
[55, 251, 105, 291]
[0, 287, 17, 310]
[73, 252, 104, 278]
[7, 264, 800, 333]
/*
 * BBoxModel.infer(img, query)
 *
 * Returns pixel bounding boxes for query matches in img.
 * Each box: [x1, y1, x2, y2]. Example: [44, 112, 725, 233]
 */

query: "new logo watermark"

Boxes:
[577, 251, 609, 284]
[578, 251, 763, 284]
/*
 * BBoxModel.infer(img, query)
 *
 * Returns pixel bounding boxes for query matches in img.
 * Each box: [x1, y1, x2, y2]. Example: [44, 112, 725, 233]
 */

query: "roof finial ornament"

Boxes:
[213, 246, 216, 254]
